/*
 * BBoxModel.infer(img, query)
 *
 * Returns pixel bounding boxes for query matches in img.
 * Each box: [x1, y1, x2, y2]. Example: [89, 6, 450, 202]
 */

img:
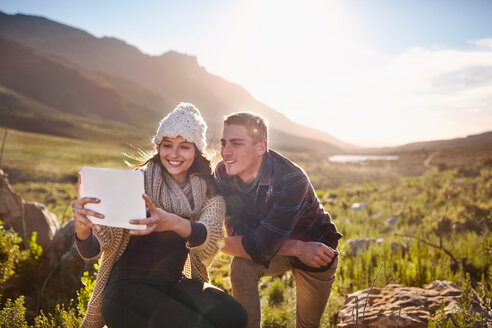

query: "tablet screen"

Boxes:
[80, 167, 147, 230]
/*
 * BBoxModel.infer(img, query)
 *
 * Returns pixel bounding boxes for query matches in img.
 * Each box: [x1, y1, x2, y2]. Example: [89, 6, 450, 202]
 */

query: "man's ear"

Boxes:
[257, 140, 267, 155]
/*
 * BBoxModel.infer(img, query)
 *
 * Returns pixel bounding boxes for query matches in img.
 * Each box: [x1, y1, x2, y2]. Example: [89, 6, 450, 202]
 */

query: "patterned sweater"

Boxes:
[77, 195, 225, 328]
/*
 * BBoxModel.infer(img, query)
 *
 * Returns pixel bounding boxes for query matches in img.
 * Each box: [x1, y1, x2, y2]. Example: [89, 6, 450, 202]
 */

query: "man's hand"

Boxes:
[296, 241, 338, 268]
[279, 240, 338, 268]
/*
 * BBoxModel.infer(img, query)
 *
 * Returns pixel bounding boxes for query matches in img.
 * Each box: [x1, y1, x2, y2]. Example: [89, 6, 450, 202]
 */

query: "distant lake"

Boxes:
[329, 154, 399, 164]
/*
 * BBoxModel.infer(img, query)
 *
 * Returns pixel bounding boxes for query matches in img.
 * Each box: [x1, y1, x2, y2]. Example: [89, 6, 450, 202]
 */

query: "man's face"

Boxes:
[220, 124, 266, 184]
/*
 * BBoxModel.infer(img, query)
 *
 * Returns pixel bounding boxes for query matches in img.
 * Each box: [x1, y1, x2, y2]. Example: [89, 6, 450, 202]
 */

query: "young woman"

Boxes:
[73, 103, 247, 328]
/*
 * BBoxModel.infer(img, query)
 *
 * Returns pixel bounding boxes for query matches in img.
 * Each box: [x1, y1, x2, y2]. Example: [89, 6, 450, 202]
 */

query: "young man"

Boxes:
[214, 112, 343, 328]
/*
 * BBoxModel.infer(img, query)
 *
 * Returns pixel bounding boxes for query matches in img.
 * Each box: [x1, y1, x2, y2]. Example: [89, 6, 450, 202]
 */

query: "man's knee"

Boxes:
[230, 257, 264, 286]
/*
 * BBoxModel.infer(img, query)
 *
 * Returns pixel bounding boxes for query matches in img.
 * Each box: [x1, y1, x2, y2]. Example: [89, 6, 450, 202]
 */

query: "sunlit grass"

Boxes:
[2, 128, 491, 327]
[2, 129, 147, 182]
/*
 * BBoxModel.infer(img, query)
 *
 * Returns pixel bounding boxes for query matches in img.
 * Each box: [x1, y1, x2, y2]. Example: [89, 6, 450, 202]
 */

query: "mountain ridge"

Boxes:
[0, 11, 353, 152]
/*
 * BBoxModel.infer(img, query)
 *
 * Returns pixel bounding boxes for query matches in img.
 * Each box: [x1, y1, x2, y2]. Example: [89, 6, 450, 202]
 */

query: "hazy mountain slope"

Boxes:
[92, 72, 173, 117]
[0, 11, 351, 151]
[0, 34, 343, 152]
[391, 131, 492, 153]
[0, 36, 160, 127]
[0, 84, 139, 141]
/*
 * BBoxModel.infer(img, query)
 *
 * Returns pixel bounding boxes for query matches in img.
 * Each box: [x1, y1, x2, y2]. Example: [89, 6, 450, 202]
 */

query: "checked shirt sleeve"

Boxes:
[242, 170, 310, 267]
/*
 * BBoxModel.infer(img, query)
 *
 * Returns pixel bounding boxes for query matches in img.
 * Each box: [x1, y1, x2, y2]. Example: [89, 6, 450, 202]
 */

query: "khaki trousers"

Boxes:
[230, 255, 338, 328]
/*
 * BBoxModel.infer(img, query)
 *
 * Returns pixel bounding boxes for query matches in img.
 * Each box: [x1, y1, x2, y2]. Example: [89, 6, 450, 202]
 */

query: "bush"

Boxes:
[33, 303, 82, 328]
[76, 264, 97, 317]
[262, 306, 290, 328]
[0, 223, 26, 286]
[0, 296, 29, 328]
[428, 274, 486, 328]
[266, 278, 285, 306]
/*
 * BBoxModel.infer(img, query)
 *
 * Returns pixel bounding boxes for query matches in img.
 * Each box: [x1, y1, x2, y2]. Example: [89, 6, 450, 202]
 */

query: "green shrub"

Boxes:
[76, 265, 97, 316]
[0, 223, 26, 286]
[262, 306, 290, 328]
[266, 278, 285, 306]
[0, 296, 29, 328]
[34, 302, 82, 328]
[428, 274, 486, 327]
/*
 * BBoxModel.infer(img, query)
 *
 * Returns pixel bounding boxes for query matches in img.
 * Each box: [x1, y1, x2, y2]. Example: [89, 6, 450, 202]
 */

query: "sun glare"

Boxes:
[196, 1, 492, 147]
[204, 0, 395, 145]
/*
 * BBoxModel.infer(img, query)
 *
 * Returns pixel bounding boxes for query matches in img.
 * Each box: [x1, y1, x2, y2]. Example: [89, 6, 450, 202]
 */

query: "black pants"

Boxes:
[101, 268, 247, 328]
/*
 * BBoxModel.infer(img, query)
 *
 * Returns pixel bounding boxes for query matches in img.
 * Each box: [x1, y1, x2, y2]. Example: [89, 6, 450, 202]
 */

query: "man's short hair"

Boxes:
[223, 112, 269, 143]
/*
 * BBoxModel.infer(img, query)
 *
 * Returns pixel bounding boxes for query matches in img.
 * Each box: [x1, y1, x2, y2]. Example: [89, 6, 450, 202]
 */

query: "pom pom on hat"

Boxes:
[153, 103, 207, 152]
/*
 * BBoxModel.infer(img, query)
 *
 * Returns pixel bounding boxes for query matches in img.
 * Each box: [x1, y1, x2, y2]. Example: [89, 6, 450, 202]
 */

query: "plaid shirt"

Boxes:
[214, 149, 342, 268]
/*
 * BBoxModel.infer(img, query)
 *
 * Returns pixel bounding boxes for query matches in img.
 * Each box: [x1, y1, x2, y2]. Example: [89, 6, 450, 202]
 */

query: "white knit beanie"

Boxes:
[153, 103, 207, 152]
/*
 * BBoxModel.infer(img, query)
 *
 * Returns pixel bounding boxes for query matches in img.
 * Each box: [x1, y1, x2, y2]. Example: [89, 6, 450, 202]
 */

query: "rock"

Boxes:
[351, 203, 368, 211]
[0, 169, 59, 249]
[389, 241, 407, 254]
[23, 202, 59, 248]
[346, 238, 382, 256]
[0, 169, 24, 225]
[346, 238, 407, 257]
[385, 215, 400, 228]
[337, 281, 491, 328]
[0, 170, 95, 311]
[36, 221, 98, 308]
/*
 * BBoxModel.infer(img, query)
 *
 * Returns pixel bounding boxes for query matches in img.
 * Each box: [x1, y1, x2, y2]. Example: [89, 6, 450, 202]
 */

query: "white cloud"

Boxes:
[186, 1, 492, 147]
[472, 38, 492, 49]
[312, 40, 492, 146]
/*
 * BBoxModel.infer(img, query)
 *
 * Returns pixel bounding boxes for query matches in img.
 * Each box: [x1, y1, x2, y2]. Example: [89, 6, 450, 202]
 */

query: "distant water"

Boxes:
[329, 154, 399, 164]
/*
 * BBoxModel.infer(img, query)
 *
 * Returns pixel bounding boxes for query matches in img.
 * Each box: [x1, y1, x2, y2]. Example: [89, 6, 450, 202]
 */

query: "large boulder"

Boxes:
[0, 169, 95, 309]
[36, 220, 98, 309]
[22, 202, 59, 248]
[346, 238, 407, 257]
[0, 169, 24, 225]
[337, 281, 491, 328]
[346, 238, 381, 256]
[0, 169, 59, 249]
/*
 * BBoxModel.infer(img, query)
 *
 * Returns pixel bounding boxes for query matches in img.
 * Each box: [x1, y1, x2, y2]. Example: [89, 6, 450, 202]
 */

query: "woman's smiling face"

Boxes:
[159, 136, 196, 183]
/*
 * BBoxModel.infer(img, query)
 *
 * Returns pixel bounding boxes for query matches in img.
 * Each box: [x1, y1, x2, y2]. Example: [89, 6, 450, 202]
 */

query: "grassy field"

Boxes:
[3, 129, 141, 182]
[1, 128, 491, 327]
[3, 129, 153, 223]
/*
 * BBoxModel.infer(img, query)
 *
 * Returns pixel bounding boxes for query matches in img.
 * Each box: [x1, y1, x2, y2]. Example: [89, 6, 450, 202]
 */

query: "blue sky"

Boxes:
[1, 0, 492, 146]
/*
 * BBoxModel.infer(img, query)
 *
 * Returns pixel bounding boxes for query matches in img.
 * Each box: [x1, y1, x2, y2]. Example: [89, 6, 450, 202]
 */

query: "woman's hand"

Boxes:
[72, 173, 104, 241]
[129, 194, 191, 238]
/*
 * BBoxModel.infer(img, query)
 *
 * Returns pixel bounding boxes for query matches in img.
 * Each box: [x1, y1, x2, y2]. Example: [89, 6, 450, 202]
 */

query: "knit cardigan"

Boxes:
[78, 194, 225, 328]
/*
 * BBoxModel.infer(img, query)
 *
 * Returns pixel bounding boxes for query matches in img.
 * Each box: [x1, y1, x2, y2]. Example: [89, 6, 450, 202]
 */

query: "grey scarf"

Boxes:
[143, 160, 207, 221]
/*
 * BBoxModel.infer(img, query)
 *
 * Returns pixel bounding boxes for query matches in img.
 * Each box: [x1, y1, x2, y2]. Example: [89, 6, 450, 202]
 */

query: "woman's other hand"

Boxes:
[129, 194, 191, 238]
[73, 173, 104, 240]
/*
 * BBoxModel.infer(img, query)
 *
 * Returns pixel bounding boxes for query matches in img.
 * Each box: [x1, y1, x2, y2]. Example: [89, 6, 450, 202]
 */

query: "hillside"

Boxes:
[0, 11, 351, 152]
[0, 37, 159, 124]
[393, 130, 492, 152]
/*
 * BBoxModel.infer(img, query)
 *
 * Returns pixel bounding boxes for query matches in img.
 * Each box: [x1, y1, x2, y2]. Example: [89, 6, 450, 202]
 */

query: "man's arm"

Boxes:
[277, 239, 338, 268]
[221, 236, 252, 260]
[221, 236, 338, 268]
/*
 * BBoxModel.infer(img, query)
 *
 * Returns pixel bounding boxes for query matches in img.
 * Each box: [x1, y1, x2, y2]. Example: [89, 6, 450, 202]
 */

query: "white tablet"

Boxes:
[80, 167, 147, 230]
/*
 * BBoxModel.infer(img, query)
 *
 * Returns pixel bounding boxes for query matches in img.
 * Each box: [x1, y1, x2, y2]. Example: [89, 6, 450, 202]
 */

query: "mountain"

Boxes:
[392, 131, 492, 153]
[0, 11, 352, 152]
[0, 36, 159, 125]
[0, 36, 163, 142]
[355, 130, 492, 166]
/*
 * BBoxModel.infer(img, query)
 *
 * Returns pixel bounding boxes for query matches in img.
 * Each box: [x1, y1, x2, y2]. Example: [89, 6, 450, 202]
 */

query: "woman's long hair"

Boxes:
[129, 145, 216, 196]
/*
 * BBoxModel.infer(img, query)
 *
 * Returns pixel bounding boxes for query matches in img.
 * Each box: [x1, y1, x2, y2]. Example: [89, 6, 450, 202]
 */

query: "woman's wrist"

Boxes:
[75, 228, 92, 241]
[169, 214, 192, 238]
